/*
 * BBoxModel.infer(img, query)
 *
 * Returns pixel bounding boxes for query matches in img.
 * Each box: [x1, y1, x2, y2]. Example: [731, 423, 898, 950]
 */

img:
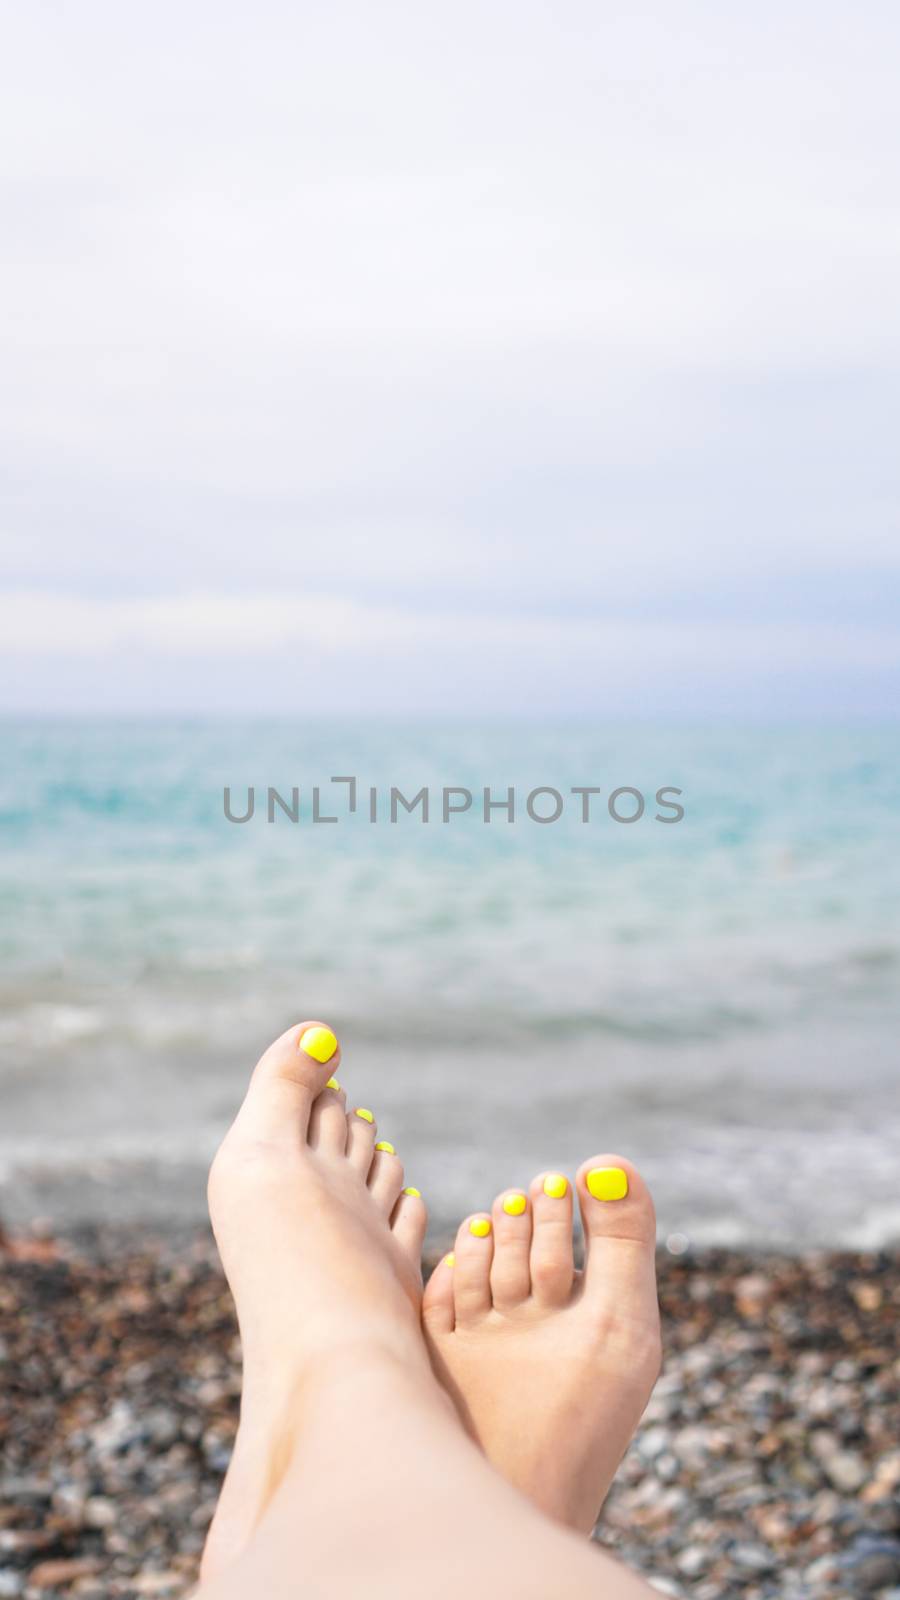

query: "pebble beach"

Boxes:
[1, 1229, 897, 1600]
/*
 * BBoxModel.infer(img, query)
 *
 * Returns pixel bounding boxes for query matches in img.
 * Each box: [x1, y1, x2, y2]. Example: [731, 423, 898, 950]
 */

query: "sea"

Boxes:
[1, 718, 897, 1249]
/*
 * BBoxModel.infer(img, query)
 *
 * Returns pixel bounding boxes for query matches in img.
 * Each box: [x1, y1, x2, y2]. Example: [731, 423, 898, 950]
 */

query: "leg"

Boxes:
[200, 1020, 428, 1578]
[197, 1021, 658, 1599]
[198, 1351, 656, 1600]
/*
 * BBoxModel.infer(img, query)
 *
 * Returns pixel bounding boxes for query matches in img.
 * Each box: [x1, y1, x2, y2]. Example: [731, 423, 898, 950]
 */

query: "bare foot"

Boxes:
[200, 1021, 429, 1583]
[421, 1157, 661, 1533]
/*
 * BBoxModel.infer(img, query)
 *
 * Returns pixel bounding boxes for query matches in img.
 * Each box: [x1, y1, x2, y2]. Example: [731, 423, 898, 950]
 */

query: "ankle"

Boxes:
[242, 1335, 442, 1445]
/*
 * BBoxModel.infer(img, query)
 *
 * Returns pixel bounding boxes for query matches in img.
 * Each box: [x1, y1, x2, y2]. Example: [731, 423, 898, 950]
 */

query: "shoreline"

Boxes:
[1, 1230, 897, 1598]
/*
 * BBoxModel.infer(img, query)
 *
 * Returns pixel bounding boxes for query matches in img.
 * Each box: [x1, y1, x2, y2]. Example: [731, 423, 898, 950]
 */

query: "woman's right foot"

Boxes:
[422, 1156, 661, 1533]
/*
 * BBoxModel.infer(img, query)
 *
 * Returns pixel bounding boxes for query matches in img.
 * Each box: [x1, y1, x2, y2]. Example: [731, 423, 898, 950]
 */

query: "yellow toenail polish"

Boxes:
[403, 1186, 421, 1198]
[375, 1140, 395, 1154]
[299, 1025, 338, 1063]
[543, 1173, 568, 1199]
[503, 1193, 527, 1216]
[354, 1107, 374, 1123]
[325, 1077, 341, 1091]
[443, 1253, 455, 1267]
[587, 1167, 629, 1201]
[469, 1217, 492, 1238]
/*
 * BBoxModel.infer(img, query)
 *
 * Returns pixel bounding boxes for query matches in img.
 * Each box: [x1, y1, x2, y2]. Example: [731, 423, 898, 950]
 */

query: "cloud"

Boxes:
[3, 588, 897, 717]
[1, 2, 899, 712]
[3, 589, 898, 670]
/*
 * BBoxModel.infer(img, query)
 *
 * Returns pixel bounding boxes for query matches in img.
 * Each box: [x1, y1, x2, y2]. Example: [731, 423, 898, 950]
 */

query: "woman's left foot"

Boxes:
[200, 1021, 431, 1584]
[422, 1156, 661, 1533]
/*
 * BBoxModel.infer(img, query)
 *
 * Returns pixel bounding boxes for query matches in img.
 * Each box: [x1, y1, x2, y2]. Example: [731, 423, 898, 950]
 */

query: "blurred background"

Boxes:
[1, 719, 898, 1247]
[2, 9, 899, 1598]
[1, 1, 898, 1252]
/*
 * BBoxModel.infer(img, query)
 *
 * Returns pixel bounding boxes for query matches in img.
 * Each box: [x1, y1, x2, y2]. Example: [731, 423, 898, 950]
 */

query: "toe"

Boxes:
[422, 1249, 456, 1335]
[367, 1143, 405, 1213]
[233, 1021, 341, 1143]
[307, 1080, 348, 1155]
[452, 1213, 494, 1323]
[390, 1186, 428, 1268]
[528, 1172, 575, 1307]
[346, 1105, 377, 1174]
[489, 1190, 532, 1310]
[576, 1154, 660, 1363]
[576, 1154, 657, 1255]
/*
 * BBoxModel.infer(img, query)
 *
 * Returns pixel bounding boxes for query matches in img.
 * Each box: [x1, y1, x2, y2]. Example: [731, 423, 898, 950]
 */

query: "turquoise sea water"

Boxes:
[1, 719, 898, 1246]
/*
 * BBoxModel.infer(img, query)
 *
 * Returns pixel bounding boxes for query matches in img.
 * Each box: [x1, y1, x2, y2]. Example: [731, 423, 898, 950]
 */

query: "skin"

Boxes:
[196, 1021, 662, 1600]
[423, 1162, 661, 1532]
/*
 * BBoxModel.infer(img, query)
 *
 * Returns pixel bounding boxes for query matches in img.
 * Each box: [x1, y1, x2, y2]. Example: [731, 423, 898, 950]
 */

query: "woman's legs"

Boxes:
[197, 1020, 659, 1598]
[198, 1348, 656, 1600]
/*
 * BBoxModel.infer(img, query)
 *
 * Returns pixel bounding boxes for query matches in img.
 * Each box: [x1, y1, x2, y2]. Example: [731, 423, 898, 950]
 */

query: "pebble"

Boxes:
[675, 1544, 709, 1576]
[822, 1450, 868, 1494]
[1, 1229, 897, 1599]
[83, 1497, 117, 1530]
[738, 1545, 779, 1574]
[637, 1426, 671, 1461]
[27, 1558, 104, 1588]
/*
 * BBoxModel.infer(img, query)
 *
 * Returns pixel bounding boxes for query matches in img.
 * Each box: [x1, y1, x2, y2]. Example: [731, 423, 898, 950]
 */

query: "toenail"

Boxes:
[375, 1140, 395, 1154]
[325, 1076, 341, 1091]
[299, 1025, 338, 1063]
[469, 1217, 492, 1238]
[403, 1186, 421, 1198]
[443, 1253, 455, 1267]
[354, 1107, 375, 1123]
[502, 1193, 527, 1216]
[543, 1174, 568, 1199]
[586, 1166, 629, 1201]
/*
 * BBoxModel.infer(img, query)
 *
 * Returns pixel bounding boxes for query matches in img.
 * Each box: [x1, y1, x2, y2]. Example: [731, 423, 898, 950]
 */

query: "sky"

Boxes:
[2, 1, 899, 716]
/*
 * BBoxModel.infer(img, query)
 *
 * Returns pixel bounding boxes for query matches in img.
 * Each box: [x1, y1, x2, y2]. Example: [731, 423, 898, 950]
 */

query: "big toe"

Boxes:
[576, 1155, 660, 1351]
[576, 1154, 656, 1247]
[231, 1020, 342, 1145]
